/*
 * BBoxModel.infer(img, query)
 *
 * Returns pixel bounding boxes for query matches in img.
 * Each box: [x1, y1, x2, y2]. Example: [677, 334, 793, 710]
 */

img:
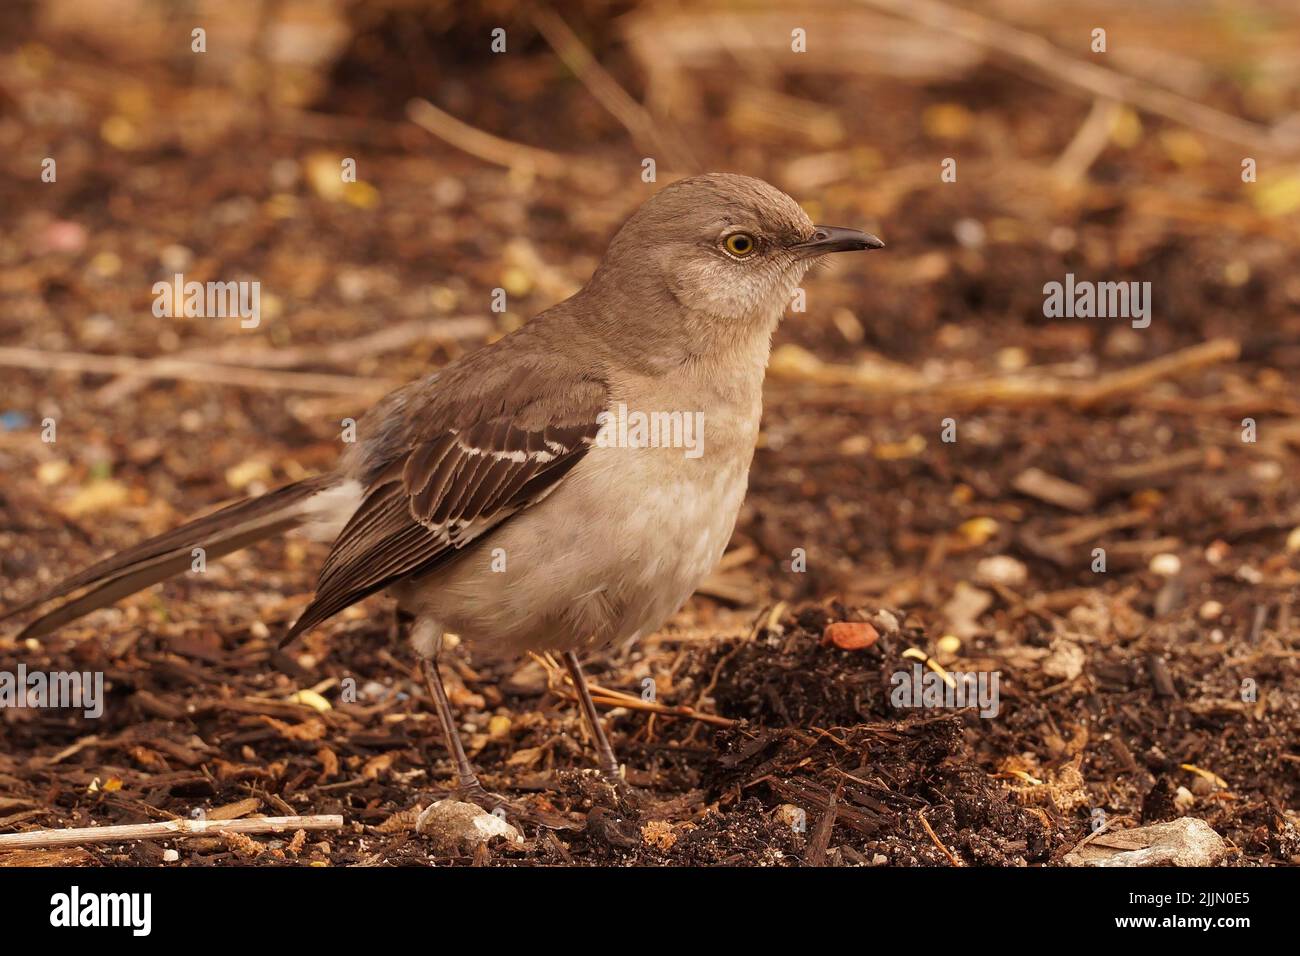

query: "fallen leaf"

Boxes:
[61, 480, 129, 517]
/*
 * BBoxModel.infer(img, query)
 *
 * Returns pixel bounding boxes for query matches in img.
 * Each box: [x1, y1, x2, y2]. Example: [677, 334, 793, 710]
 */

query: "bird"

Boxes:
[3, 173, 882, 808]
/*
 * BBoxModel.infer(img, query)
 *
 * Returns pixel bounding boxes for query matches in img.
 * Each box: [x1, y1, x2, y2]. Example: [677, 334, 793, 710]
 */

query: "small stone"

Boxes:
[1104, 327, 1143, 357]
[821, 621, 878, 651]
[40, 219, 88, 254]
[61, 480, 129, 518]
[838, 434, 871, 455]
[1173, 787, 1196, 813]
[996, 346, 1029, 372]
[1042, 639, 1085, 681]
[270, 158, 300, 190]
[1204, 540, 1230, 564]
[1149, 553, 1181, 577]
[1198, 600, 1224, 621]
[336, 269, 370, 302]
[870, 608, 901, 636]
[957, 516, 1000, 546]
[942, 581, 993, 639]
[936, 634, 961, 656]
[974, 555, 1028, 588]
[953, 218, 986, 248]
[433, 177, 467, 207]
[88, 250, 122, 277]
[1236, 565, 1263, 584]
[415, 800, 523, 853]
[162, 848, 179, 863]
[1249, 460, 1282, 483]
[1063, 817, 1227, 867]
[225, 458, 272, 492]
[1286, 526, 1300, 553]
[159, 243, 193, 272]
[36, 460, 70, 486]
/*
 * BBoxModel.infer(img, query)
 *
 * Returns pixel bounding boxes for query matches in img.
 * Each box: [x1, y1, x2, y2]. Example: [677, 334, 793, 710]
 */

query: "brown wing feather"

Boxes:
[281, 400, 604, 645]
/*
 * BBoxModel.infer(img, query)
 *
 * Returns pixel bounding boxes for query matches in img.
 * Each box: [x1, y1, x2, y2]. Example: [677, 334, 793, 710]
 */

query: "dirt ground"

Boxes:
[1, 1, 1298, 866]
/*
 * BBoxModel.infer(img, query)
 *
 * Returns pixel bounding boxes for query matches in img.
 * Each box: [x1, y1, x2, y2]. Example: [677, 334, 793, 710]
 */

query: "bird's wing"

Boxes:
[281, 371, 608, 644]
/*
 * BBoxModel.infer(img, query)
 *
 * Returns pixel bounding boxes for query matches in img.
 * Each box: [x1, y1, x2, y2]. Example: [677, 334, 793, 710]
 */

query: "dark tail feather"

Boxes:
[3, 476, 335, 639]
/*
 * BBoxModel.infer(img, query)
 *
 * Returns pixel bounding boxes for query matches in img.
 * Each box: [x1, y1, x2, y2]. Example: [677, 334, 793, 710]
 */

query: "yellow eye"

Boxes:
[724, 233, 757, 258]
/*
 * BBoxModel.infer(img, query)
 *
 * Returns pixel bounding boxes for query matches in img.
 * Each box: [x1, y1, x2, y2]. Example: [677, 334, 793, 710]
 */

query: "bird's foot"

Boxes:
[451, 780, 510, 814]
[601, 766, 634, 796]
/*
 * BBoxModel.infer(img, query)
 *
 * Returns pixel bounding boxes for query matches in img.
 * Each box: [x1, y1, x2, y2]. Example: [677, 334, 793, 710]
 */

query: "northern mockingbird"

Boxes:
[4, 173, 882, 807]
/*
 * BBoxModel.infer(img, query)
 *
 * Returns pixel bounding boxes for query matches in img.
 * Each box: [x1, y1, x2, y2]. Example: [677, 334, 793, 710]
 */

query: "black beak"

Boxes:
[794, 225, 885, 255]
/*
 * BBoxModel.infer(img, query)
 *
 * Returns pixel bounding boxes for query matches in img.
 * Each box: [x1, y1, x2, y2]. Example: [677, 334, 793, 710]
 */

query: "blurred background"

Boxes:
[1, 1, 1297, 866]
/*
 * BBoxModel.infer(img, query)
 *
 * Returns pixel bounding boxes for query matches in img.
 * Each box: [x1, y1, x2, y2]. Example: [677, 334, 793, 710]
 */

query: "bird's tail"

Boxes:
[2, 475, 338, 640]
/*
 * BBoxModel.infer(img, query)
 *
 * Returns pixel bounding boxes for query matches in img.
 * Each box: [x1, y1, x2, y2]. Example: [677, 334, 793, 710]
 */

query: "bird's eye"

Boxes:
[723, 233, 757, 258]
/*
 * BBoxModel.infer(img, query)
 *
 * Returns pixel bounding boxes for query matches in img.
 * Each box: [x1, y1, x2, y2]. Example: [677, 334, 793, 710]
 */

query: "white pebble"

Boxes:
[1236, 565, 1263, 584]
[974, 555, 1028, 588]
[953, 218, 986, 248]
[1149, 553, 1181, 577]
[416, 799, 523, 852]
[159, 244, 193, 272]
[871, 608, 901, 636]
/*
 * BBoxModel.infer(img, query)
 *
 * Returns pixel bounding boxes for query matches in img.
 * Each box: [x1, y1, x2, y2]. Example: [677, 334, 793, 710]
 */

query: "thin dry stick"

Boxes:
[856, 0, 1297, 156]
[1073, 337, 1239, 408]
[772, 338, 1240, 409]
[1052, 97, 1122, 185]
[0, 346, 398, 396]
[917, 808, 962, 866]
[406, 98, 576, 179]
[587, 682, 738, 728]
[531, 3, 698, 172]
[542, 663, 738, 728]
[0, 815, 343, 851]
[94, 315, 491, 405]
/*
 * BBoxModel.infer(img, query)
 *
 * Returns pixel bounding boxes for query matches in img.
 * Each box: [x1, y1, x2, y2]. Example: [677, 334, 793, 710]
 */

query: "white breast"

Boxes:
[396, 318, 773, 659]
[398, 400, 760, 659]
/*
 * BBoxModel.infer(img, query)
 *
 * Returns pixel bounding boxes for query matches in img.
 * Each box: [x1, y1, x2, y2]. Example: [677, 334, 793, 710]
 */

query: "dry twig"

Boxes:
[93, 316, 491, 405]
[0, 815, 343, 851]
[407, 98, 578, 179]
[531, 3, 697, 171]
[857, 0, 1298, 156]
[0, 346, 397, 396]
[771, 339, 1240, 410]
[917, 808, 962, 866]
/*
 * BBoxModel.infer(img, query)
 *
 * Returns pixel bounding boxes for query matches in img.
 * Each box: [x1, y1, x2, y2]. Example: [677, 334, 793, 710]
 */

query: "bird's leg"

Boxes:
[404, 615, 501, 811]
[419, 657, 501, 809]
[562, 651, 622, 783]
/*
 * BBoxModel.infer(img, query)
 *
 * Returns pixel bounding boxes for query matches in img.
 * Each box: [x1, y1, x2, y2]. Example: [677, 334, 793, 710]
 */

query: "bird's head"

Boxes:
[594, 172, 882, 330]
